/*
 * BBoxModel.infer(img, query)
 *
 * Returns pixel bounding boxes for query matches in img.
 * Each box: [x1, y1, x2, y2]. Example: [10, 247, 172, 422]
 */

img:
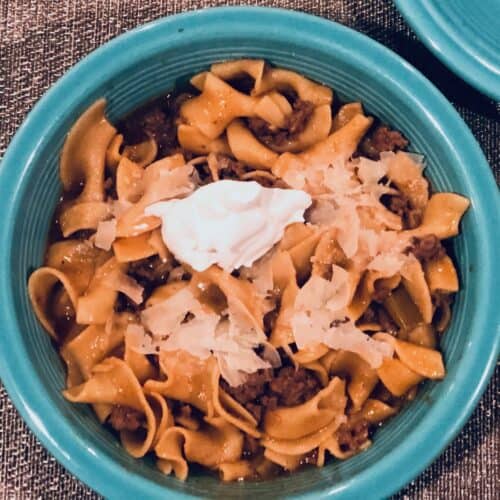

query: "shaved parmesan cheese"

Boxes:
[323, 161, 360, 195]
[143, 164, 195, 202]
[368, 253, 407, 275]
[239, 249, 275, 302]
[94, 218, 117, 251]
[110, 199, 133, 217]
[131, 285, 274, 386]
[322, 320, 394, 367]
[356, 157, 387, 185]
[126, 324, 155, 354]
[331, 204, 360, 258]
[291, 272, 393, 368]
[142, 287, 203, 336]
[114, 272, 144, 304]
[306, 198, 337, 226]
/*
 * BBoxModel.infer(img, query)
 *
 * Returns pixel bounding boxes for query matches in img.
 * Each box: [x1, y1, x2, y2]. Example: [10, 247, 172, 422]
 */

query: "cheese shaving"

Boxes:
[130, 286, 275, 386]
[291, 272, 393, 368]
[94, 218, 117, 251]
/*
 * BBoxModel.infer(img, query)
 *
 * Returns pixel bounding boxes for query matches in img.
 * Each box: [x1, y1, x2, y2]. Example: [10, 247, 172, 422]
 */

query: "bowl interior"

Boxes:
[1, 7, 498, 500]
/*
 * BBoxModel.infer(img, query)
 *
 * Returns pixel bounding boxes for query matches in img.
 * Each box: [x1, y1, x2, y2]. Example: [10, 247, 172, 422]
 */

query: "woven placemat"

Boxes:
[1, 1, 498, 498]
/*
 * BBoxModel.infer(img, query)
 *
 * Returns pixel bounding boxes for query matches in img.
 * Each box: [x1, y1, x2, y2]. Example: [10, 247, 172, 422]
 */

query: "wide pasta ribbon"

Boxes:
[155, 417, 244, 481]
[64, 357, 157, 457]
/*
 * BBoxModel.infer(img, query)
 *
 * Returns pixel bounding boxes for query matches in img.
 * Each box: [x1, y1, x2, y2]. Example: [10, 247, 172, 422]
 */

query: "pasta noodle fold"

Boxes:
[408, 193, 470, 239]
[64, 357, 156, 457]
[61, 313, 132, 386]
[177, 124, 231, 155]
[155, 417, 244, 480]
[252, 67, 333, 106]
[424, 255, 459, 293]
[60, 99, 116, 201]
[144, 351, 216, 416]
[321, 350, 379, 411]
[226, 119, 279, 169]
[261, 415, 345, 456]
[28, 267, 79, 340]
[180, 73, 258, 140]
[266, 104, 332, 154]
[264, 377, 346, 440]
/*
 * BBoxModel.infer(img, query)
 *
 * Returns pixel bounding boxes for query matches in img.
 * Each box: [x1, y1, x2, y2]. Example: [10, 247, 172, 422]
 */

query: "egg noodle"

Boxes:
[28, 59, 469, 481]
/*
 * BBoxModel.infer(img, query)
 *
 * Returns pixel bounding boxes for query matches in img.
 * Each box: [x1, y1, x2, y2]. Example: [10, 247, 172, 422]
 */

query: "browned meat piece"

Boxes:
[127, 255, 173, 289]
[358, 303, 399, 335]
[114, 292, 140, 313]
[409, 235, 446, 263]
[377, 307, 399, 336]
[359, 125, 408, 160]
[221, 369, 273, 405]
[259, 394, 278, 412]
[247, 99, 314, 148]
[286, 99, 314, 135]
[357, 304, 377, 324]
[114, 255, 174, 312]
[216, 154, 249, 179]
[372, 280, 394, 303]
[108, 405, 144, 432]
[243, 435, 262, 458]
[118, 94, 191, 158]
[336, 418, 370, 453]
[221, 365, 321, 424]
[269, 366, 321, 407]
[245, 403, 263, 423]
[381, 193, 423, 229]
[300, 448, 318, 466]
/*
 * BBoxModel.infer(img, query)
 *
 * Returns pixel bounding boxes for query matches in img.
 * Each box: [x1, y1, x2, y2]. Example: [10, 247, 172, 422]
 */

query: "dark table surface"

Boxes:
[0, 1, 498, 498]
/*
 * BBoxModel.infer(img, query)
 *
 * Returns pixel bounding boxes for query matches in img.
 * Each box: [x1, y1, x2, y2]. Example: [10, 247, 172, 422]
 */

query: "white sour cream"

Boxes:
[145, 180, 312, 272]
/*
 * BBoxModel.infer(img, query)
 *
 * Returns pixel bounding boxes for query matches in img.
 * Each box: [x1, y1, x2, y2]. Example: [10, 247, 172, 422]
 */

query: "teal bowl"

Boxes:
[0, 7, 498, 499]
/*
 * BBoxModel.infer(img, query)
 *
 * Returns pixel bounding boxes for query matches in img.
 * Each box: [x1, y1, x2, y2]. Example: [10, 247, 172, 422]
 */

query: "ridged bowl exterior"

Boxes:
[0, 7, 498, 499]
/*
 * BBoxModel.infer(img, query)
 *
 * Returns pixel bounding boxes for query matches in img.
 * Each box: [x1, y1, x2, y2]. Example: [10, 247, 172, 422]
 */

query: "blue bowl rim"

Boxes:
[0, 6, 499, 499]
[394, 0, 500, 101]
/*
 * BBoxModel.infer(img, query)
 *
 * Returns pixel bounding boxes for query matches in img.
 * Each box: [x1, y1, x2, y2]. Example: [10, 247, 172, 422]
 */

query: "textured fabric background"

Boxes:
[0, 1, 498, 498]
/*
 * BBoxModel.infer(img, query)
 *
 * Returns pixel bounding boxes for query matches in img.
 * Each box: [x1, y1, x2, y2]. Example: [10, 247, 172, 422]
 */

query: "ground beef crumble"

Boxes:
[114, 255, 174, 313]
[336, 418, 370, 453]
[357, 303, 399, 336]
[108, 405, 144, 432]
[372, 280, 394, 303]
[221, 366, 322, 424]
[358, 124, 408, 160]
[247, 98, 314, 149]
[127, 255, 173, 289]
[381, 192, 423, 229]
[300, 448, 318, 466]
[408, 235, 446, 263]
[118, 93, 192, 159]
[216, 154, 249, 179]
[242, 435, 262, 458]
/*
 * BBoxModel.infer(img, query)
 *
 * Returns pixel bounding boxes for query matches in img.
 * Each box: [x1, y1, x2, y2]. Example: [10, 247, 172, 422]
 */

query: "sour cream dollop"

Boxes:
[145, 180, 312, 272]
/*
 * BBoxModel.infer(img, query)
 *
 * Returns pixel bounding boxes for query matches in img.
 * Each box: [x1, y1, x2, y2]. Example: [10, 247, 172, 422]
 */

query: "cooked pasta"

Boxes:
[28, 59, 469, 482]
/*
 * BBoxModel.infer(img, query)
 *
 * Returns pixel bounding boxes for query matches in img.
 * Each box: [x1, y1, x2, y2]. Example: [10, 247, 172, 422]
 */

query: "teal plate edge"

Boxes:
[394, 0, 500, 101]
[0, 6, 499, 500]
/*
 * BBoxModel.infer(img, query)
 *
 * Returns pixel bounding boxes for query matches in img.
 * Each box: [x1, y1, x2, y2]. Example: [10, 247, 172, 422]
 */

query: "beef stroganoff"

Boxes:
[28, 59, 469, 481]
